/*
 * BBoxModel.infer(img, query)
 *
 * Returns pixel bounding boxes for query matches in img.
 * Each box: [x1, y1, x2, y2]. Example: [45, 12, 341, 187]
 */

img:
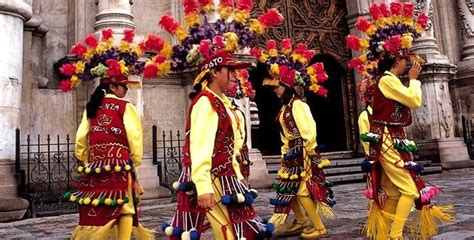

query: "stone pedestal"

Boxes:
[248, 148, 272, 189]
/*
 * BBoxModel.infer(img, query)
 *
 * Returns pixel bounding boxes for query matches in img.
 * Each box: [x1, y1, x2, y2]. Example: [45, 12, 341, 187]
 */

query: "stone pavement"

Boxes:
[0, 169, 473, 239]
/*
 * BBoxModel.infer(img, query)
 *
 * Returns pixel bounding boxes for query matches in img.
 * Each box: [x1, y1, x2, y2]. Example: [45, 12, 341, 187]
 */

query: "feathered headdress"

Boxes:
[145, 0, 283, 77]
[59, 29, 170, 91]
[251, 38, 329, 97]
[345, 1, 428, 103]
[227, 69, 256, 99]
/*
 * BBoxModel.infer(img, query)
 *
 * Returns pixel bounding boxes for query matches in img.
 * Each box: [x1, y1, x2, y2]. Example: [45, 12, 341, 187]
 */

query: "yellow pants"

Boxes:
[380, 128, 419, 238]
[206, 175, 235, 240]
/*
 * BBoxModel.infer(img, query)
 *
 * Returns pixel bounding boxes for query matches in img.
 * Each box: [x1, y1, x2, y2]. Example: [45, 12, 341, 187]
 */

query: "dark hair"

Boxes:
[281, 85, 296, 105]
[189, 66, 224, 100]
[86, 83, 110, 119]
[377, 57, 397, 76]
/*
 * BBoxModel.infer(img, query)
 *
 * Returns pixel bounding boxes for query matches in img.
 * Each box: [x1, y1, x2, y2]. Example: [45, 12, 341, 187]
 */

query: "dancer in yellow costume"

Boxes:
[60, 29, 156, 240]
[349, 2, 454, 239]
[251, 38, 335, 239]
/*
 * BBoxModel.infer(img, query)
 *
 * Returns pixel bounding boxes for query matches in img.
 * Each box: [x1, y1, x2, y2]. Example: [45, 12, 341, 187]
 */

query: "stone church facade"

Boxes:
[1, 0, 473, 218]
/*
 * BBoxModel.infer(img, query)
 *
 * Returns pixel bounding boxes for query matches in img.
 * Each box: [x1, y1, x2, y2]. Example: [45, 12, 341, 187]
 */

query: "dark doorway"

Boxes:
[250, 55, 348, 155]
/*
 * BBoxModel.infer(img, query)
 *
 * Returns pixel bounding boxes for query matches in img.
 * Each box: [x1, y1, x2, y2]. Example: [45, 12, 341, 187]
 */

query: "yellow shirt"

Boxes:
[75, 94, 143, 168]
[233, 105, 246, 157]
[379, 71, 422, 109]
[358, 106, 373, 156]
[279, 99, 317, 157]
[190, 88, 244, 197]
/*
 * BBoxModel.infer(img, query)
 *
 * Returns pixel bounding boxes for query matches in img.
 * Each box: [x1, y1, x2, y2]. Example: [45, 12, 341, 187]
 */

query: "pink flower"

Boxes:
[390, 2, 402, 15]
[346, 35, 360, 51]
[198, 39, 212, 58]
[122, 29, 135, 42]
[71, 43, 87, 57]
[105, 59, 121, 77]
[143, 64, 157, 78]
[403, 3, 414, 17]
[281, 38, 292, 51]
[214, 36, 225, 49]
[266, 39, 277, 50]
[250, 48, 261, 57]
[363, 189, 373, 199]
[417, 13, 429, 29]
[58, 80, 73, 92]
[101, 29, 113, 40]
[369, 4, 382, 20]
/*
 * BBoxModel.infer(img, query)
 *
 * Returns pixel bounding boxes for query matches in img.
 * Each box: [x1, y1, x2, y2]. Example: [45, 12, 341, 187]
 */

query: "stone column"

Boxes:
[344, 0, 371, 155]
[408, 0, 471, 168]
[0, 0, 32, 220]
[94, 0, 134, 34]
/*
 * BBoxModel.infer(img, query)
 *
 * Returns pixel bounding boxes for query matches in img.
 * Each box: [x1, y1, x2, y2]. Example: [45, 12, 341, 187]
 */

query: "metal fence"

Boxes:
[15, 128, 80, 217]
[152, 126, 184, 198]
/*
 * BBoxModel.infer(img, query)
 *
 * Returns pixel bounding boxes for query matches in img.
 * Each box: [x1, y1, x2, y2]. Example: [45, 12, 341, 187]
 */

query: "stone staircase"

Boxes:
[264, 151, 443, 183]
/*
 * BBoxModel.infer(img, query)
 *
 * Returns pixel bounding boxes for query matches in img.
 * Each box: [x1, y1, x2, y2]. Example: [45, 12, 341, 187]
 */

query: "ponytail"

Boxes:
[86, 83, 109, 119]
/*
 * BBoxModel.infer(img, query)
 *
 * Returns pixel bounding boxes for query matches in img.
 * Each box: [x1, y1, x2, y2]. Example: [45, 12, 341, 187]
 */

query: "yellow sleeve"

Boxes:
[232, 109, 246, 180]
[292, 100, 317, 155]
[123, 103, 143, 169]
[75, 110, 90, 163]
[190, 96, 218, 197]
[234, 109, 246, 156]
[378, 75, 422, 109]
[358, 107, 371, 156]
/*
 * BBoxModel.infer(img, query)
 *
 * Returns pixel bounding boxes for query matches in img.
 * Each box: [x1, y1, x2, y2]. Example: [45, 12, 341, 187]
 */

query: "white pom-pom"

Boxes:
[165, 226, 173, 236]
[186, 190, 194, 195]
[240, 238, 247, 240]
[181, 231, 191, 240]
[172, 181, 180, 190]
[236, 193, 245, 203]
[250, 189, 258, 194]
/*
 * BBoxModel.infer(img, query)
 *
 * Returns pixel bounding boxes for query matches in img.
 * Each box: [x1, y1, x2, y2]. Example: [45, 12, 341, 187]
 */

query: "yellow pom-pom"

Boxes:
[83, 197, 91, 205]
[282, 173, 289, 179]
[165, 226, 173, 236]
[242, 160, 248, 165]
[69, 195, 77, 202]
[85, 167, 91, 174]
[77, 166, 84, 173]
[124, 164, 131, 171]
[105, 165, 112, 171]
[95, 168, 101, 174]
[117, 199, 124, 205]
[104, 198, 112, 205]
[92, 199, 100, 206]
[300, 172, 306, 178]
[114, 165, 122, 172]
[78, 198, 84, 205]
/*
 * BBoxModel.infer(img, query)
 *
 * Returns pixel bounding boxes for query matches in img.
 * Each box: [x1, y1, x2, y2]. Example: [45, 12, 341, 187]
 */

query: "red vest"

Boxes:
[88, 97, 130, 162]
[182, 91, 236, 177]
[371, 76, 412, 127]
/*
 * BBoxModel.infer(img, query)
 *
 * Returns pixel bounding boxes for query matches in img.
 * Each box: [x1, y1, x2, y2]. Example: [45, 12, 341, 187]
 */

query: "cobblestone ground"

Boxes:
[0, 169, 473, 239]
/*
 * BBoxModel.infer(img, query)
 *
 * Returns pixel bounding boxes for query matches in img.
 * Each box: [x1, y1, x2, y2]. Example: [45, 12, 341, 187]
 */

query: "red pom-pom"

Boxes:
[348, 57, 364, 69]
[281, 38, 292, 50]
[84, 34, 98, 47]
[258, 8, 283, 27]
[237, 0, 253, 11]
[345, 35, 360, 51]
[369, 4, 382, 20]
[59, 80, 73, 92]
[71, 43, 87, 57]
[304, 50, 315, 61]
[159, 15, 180, 33]
[250, 48, 261, 57]
[384, 35, 401, 53]
[417, 12, 429, 29]
[316, 86, 328, 97]
[312, 62, 325, 72]
[390, 2, 402, 15]
[60, 64, 76, 76]
[214, 35, 225, 49]
[220, 0, 232, 7]
[294, 43, 308, 55]
[153, 55, 167, 64]
[403, 3, 414, 17]
[198, 39, 212, 58]
[356, 17, 371, 32]
[266, 40, 277, 50]
[122, 29, 135, 42]
[143, 33, 165, 52]
[316, 73, 328, 83]
[143, 64, 158, 78]
[184, 0, 199, 14]
[102, 29, 113, 40]
[379, 3, 390, 17]
[105, 59, 121, 77]
[238, 69, 249, 80]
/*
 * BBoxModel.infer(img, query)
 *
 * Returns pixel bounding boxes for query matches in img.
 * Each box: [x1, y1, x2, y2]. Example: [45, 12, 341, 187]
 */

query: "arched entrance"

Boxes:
[250, 0, 357, 155]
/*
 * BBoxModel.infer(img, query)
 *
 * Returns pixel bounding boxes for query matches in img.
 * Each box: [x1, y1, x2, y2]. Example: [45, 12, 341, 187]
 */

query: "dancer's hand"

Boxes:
[408, 61, 422, 80]
[198, 193, 215, 209]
